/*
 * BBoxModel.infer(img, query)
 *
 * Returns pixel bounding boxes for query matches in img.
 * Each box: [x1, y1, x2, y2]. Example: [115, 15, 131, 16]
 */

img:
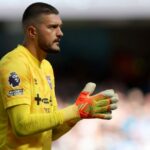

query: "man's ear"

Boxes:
[27, 25, 37, 38]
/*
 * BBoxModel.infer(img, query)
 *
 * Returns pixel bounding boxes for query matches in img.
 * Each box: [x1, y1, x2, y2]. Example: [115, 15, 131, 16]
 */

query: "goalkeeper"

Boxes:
[0, 2, 118, 150]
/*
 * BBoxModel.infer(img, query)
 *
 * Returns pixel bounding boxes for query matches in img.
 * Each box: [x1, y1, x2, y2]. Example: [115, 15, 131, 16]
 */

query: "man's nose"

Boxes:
[57, 27, 63, 37]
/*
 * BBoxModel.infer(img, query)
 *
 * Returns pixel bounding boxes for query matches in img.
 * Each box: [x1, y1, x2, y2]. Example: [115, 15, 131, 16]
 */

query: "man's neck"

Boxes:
[22, 40, 47, 62]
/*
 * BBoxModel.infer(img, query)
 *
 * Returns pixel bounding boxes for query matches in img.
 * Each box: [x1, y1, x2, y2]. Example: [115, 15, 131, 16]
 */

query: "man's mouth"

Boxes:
[54, 39, 61, 46]
[54, 38, 60, 43]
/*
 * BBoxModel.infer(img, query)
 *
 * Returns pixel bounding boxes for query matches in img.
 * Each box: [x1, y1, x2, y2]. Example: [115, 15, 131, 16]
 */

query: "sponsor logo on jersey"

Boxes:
[34, 93, 52, 105]
[8, 89, 23, 96]
[8, 72, 20, 87]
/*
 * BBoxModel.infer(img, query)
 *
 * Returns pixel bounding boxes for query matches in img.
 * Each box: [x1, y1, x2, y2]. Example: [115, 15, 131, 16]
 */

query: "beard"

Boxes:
[38, 38, 61, 54]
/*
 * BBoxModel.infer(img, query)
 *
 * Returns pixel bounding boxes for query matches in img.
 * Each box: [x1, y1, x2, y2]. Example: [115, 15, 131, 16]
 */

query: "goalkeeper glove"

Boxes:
[76, 82, 118, 119]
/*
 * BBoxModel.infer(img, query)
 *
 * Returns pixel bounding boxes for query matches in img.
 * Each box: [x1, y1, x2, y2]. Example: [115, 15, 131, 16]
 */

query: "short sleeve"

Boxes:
[0, 57, 31, 109]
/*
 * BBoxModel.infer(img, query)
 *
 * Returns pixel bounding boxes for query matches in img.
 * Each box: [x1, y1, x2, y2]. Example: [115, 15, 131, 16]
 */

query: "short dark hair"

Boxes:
[22, 2, 59, 27]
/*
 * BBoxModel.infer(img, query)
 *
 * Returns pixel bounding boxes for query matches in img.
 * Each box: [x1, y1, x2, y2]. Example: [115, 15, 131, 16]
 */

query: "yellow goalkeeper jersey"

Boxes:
[0, 45, 58, 150]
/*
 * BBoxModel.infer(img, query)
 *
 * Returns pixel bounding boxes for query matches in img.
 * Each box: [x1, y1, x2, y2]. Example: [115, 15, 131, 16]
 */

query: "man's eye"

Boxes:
[48, 25, 57, 29]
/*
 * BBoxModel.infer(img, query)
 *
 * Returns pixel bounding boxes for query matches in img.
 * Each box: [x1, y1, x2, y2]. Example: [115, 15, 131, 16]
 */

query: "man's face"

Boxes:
[35, 14, 63, 53]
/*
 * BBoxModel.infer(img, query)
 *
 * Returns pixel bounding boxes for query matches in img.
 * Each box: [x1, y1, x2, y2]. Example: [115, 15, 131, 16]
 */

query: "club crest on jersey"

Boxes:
[46, 76, 52, 89]
[8, 72, 20, 87]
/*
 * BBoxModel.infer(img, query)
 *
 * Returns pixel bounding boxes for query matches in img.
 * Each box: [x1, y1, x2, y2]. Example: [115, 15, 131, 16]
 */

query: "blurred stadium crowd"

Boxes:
[52, 82, 150, 150]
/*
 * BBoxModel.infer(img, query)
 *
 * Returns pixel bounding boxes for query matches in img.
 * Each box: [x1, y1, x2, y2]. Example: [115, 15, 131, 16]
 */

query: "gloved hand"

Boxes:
[75, 82, 118, 119]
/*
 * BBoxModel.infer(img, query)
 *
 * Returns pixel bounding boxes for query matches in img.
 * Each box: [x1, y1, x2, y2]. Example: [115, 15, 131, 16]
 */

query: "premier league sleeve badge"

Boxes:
[8, 72, 20, 87]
